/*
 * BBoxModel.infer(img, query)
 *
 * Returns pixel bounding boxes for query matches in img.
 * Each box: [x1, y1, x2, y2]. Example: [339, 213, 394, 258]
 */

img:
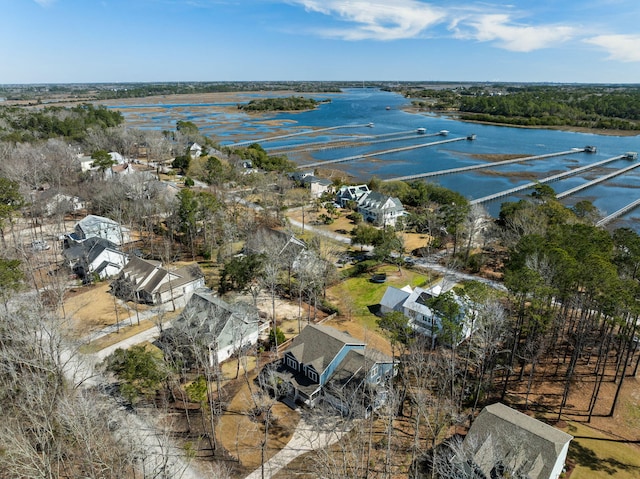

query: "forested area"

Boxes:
[405, 85, 640, 130]
[0, 103, 123, 142]
[238, 95, 325, 112]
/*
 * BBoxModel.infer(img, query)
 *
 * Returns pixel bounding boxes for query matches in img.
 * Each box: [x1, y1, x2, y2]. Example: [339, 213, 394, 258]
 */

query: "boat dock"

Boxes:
[225, 123, 373, 148]
[556, 159, 640, 199]
[265, 129, 438, 154]
[298, 136, 472, 170]
[597, 198, 640, 226]
[469, 154, 627, 205]
[384, 148, 589, 183]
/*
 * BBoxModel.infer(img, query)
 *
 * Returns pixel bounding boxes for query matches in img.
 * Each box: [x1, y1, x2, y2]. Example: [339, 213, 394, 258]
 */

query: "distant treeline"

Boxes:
[405, 85, 640, 131]
[0, 82, 345, 102]
[238, 96, 327, 112]
[0, 103, 123, 142]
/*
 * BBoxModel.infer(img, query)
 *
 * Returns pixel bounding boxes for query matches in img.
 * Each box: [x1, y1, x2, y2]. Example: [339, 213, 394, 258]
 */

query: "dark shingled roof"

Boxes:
[286, 323, 365, 376]
[465, 403, 573, 479]
[63, 237, 119, 263]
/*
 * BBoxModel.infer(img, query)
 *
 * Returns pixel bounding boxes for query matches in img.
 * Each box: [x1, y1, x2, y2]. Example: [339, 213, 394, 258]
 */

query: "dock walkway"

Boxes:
[385, 148, 587, 182]
[299, 136, 470, 169]
[470, 155, 626, 205]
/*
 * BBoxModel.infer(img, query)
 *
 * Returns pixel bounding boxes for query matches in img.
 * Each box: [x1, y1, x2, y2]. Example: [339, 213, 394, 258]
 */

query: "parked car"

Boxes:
[31, 240, 50, 252]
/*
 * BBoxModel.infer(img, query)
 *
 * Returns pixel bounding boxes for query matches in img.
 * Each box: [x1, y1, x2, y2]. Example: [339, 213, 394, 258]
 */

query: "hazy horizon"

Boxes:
[1, 1, 639, 84]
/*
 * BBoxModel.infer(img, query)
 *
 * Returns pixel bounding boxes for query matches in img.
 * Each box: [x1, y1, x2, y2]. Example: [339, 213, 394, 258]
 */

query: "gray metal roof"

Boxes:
[380, 286, 411, 312]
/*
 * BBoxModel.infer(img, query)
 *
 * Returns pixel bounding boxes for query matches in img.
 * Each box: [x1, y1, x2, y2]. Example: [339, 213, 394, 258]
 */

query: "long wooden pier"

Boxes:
[556, 160, 640, 199]
[265, 129, 429, 153]
[597, 198, 640, 226]
[225, 123, 373, 148]
[469, 155, 626, 205]
[298, 136, 471, 169]
[384, 148, 588, 183]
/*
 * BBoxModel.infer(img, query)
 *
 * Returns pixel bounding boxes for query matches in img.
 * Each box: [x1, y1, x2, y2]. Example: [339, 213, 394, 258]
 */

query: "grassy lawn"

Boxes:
[565, 422, 640, 478]
[327, 263, 440, 331]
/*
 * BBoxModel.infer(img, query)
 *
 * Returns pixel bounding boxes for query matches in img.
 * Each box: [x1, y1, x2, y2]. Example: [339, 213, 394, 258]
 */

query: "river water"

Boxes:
[111, 88, 640, 229]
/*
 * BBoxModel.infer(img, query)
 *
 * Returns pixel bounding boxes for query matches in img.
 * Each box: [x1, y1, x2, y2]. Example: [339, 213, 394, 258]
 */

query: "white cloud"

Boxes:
[451, 13, 575, 52]
[289, 0, 446, 41]
[584, 34, 640, 62]
[33, 0, 55, 6]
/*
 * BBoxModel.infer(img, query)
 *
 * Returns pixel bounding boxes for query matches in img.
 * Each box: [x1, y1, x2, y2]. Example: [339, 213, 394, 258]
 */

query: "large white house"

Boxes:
[163, 288, 265, 367]
[356, 191, 406, 227]
[113, 257, 204, 306]
[380, 280, 476, 344]
[335, 185, 406, 227]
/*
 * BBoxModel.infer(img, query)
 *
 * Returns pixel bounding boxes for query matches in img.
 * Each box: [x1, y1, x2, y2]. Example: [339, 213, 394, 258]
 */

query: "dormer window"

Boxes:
[285, 354, 298, 371]
[306, 367, 318, 383]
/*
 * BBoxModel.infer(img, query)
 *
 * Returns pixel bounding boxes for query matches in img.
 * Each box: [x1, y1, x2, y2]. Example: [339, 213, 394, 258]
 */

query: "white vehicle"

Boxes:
[31, 240, 50, 251]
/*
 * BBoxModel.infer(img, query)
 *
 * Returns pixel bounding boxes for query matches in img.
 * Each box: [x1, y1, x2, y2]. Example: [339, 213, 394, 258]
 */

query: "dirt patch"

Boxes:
[63, 283, 129, 337]
[217, 370, 300, 472]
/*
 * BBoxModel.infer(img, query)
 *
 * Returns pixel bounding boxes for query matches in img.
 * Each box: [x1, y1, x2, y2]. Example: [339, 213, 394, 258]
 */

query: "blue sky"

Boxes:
[1, 0, 639, 84]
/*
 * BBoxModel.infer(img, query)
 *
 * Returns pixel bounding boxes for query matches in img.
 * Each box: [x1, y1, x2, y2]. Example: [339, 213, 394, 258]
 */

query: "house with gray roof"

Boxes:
[379, 285, 412, 315]
[380, 280, 476, 345]
[461, 403, 573, 479]
[160, 287, 265, 367]
[62, 237, 128, 281]
[335, 184, 370, 207]
[301, 175, 333, 198]
[357, 191, 406, 227]
[72, 214, 132, 245]
[266, 323, 395, 414]
[113, 256, 204, 306]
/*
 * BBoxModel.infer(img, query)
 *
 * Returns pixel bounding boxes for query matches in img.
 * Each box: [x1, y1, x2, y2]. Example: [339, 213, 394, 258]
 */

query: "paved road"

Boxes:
[59, 298, 205, 479]
[286, 215, 506, 292]
[287, 216, 353, 245]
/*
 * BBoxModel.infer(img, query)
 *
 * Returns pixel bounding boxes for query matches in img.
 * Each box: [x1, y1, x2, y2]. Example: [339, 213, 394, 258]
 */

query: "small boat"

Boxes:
[385, 106, 391, 110]
[367, 122, 374, 128]
[416, 128, 426, 134]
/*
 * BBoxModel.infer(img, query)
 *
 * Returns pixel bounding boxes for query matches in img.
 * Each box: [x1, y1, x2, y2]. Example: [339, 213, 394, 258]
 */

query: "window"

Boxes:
[286, 355, 298, 371]
[307, 368, 318, 383]
[370, 364, 379, 378]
